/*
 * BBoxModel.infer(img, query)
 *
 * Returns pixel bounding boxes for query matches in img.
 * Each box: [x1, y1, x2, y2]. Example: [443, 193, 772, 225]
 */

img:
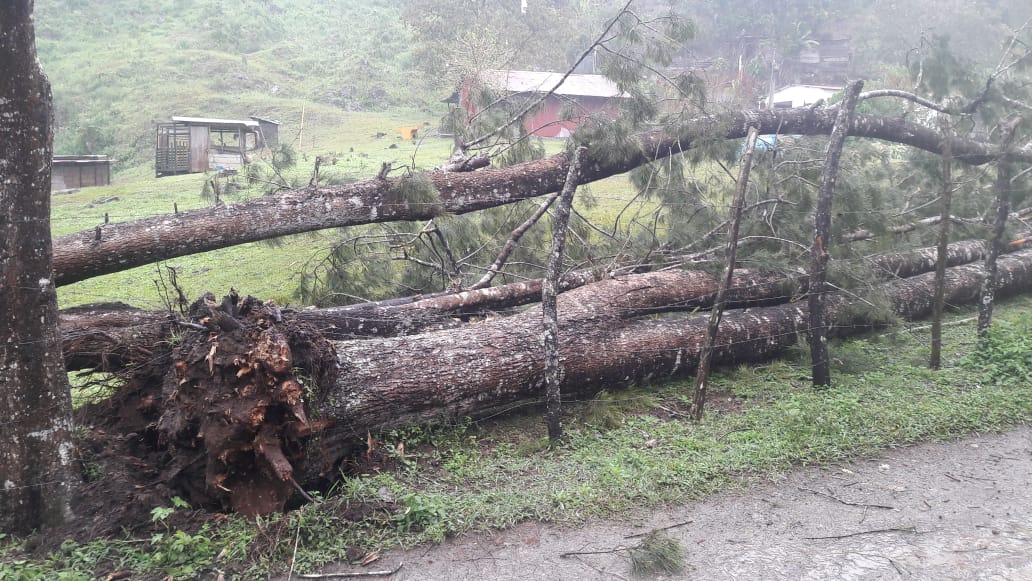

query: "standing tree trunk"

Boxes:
[808, 80, 864, 387]
[979, 116, 1023, 335]
[0, 0, 78, 534]
[690, 127, 759, 420]
[929, 120, 954, 369]
[543, 147, 585, 440]
[978, 159, 1014, 335]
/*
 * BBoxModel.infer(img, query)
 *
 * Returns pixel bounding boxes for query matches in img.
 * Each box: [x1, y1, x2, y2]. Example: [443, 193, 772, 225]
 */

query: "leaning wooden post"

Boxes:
[978, 160, 1015, 335]
[929, 117, 954, 370]
[690, 127, 760, 420]
[808, 80, 863, 388]
[543, 146, 586, 441]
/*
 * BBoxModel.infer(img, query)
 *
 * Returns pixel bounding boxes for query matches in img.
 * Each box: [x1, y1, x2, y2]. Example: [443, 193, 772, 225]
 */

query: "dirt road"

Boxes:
[310, 426, 1032, 580]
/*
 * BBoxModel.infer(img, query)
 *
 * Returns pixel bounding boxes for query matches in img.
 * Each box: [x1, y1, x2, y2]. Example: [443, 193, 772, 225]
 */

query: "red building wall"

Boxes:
[521, 95, 620, 138]
[461, 83, 622, 138]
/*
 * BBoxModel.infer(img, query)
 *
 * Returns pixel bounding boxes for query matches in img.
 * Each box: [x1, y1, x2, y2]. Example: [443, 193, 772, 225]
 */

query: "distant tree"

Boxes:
[0, 0, 79, 534]
[401, 0, 603, 87]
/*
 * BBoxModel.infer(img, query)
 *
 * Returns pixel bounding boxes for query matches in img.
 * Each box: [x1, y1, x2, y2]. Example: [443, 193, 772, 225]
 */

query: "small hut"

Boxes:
[51, 155, 112, 191]
[155, 116, 279, 177]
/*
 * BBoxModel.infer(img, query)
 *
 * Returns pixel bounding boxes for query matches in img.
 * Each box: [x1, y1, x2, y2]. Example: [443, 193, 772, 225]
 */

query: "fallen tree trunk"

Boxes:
[148, 268, 794, 513]
[858, 239, 991, 280]
[60, 303, 174, 372]
[150, 249, 1032, 513]
[58, 239, 1008, 371]
[322, 248, 1032, 441]
[53, 107, 1032, 286]
[293, 269, 604, 339]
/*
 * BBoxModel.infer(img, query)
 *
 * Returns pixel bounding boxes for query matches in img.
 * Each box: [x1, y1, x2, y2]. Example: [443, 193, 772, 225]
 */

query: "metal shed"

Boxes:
[155, 116, 279, 177]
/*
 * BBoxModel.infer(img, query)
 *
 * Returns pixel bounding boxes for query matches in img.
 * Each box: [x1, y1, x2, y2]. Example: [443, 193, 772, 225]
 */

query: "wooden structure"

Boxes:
[795, 37, 852, 84]
[463, 70, 626, 138]
[155, 116, 279, 177]
[51, 155, 111, 191]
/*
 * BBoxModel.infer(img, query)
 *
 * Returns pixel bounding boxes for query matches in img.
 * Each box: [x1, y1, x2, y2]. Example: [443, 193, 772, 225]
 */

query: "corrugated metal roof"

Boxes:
[481, 70, 626, 98]
[54, 155, 110, 161]
[53, 157, 112, 164]
[171, 116, 260, 127]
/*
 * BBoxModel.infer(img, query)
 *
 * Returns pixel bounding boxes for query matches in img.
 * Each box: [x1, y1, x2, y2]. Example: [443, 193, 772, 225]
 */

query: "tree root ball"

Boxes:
[156, 292, 338, 515]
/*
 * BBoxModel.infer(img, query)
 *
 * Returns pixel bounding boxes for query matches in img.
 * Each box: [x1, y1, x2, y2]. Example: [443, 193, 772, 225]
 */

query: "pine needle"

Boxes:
[629, 531, 687, 577]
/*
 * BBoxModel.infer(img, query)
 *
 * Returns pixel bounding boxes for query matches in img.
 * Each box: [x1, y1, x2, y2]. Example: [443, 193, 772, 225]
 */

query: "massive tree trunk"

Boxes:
[150, 249, 1032, 514]
[0, 0, 78, 535]
[52, 107, 1032, 286]
[323, 249, 1032, 442]
[57, 239, 1006, 372]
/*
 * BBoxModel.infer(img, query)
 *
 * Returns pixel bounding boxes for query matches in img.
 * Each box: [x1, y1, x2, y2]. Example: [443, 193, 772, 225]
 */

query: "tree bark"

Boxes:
[0, 0, 78, 534]
[324, 248, 1032, 439]
[143, 247, 1032, 513]
[860, 239, 993, 279]
[929, 121, 954, 369]
[809, 80, 863, 387]
[978, 161, 1014, 335]
[691, 127, 759, 420]
[543, 147, 585, 440]
[51, 106, 1032, 287]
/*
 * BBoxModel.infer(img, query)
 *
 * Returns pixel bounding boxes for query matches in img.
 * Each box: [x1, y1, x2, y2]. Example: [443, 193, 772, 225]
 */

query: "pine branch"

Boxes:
[470, 193, 559, 290]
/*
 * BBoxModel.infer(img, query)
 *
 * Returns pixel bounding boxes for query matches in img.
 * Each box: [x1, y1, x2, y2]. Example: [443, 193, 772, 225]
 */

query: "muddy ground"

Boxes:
[302, 425, 1032, 580]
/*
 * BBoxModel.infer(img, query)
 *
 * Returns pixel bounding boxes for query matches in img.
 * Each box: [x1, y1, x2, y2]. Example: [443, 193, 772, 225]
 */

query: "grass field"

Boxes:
[55, 107, 460, 309]
[53, 106, 642, 310]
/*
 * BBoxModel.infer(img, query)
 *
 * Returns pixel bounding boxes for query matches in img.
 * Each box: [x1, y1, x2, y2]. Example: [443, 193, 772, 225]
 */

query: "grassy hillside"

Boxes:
[34, 0, 480, 309]
[34, 0, 432, 171]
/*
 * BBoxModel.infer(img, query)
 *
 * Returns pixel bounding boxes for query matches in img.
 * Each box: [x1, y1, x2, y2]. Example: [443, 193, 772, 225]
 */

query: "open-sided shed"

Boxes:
[155, 116, 279, 177]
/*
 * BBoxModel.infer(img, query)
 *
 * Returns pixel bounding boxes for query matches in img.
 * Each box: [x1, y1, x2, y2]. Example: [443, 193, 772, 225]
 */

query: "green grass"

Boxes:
[35, 0, 433, 169]
[6, 295, 1032, 579]
[51, 103, 651, 311]
[52, 106, 467, 310]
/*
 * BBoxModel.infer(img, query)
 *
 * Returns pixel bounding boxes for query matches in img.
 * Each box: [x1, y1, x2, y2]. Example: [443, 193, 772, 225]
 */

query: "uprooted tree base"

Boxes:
[157, 293, 339, 515]
[69, 293, 339, 537]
